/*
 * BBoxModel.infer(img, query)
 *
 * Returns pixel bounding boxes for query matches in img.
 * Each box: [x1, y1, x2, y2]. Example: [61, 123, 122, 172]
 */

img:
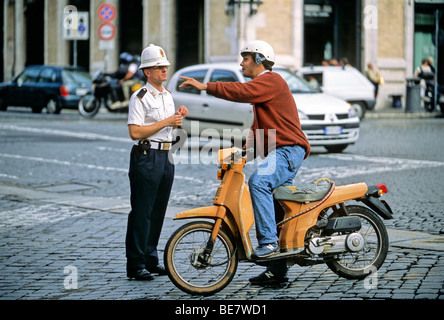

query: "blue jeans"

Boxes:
[248, 145, 305, 245]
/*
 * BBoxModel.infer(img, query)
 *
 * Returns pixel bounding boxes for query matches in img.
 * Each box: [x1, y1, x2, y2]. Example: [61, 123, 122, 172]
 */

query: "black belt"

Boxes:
[138, 140, 172, 151]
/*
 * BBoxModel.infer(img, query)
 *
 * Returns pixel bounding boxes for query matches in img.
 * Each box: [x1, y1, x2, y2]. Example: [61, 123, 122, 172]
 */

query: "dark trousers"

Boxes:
[125, 145, 174, 272]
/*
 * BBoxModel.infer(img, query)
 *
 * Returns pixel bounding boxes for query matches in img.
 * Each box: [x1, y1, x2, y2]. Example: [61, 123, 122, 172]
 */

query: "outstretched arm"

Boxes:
[179, 76, 208, 91]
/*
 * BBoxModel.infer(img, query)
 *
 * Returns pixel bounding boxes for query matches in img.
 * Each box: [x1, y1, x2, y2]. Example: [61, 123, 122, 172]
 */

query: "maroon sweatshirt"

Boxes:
[206, 71, 311, 159]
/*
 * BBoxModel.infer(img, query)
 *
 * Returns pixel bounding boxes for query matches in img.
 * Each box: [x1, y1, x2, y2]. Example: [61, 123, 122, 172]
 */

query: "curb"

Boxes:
[364, 110, 442, 119]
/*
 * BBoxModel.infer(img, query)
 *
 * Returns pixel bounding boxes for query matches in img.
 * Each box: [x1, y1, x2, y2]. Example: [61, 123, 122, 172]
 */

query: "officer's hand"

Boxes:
[179, 76, 207, 91]
[177, 105, 189, 117]
[167, 114, 183, 127]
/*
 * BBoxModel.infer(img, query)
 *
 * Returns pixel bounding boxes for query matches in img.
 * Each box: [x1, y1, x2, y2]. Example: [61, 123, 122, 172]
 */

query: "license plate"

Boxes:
[76, 88, 89, 96]
[324, 126, 342, 135]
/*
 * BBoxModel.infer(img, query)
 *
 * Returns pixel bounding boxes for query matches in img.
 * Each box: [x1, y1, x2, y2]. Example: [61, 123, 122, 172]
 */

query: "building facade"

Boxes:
[2, 0, 443, 109]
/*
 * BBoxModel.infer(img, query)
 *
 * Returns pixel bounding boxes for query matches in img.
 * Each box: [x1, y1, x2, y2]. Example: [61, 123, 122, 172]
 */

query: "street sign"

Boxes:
[98, 4, 116, 23]
[99, 40, 115, 50]
[63, 11, 89, 40]
[98, 23, 116, 41]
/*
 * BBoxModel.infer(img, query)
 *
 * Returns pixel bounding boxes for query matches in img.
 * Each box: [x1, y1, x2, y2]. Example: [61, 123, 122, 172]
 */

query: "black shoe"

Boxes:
[147, 264, 168, 276]
[249, 270, 288, 285]
[127, 269, 154, 281]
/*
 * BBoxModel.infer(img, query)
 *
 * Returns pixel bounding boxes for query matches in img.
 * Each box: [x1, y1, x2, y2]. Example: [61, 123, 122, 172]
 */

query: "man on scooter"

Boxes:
[109, 52, 139, 109]
[179, 40, 311, 285]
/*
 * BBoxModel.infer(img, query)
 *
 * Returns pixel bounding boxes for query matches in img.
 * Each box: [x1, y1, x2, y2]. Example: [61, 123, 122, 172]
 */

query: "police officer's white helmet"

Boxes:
[139, 44, 171, 70]
[240, 40, 275, 66]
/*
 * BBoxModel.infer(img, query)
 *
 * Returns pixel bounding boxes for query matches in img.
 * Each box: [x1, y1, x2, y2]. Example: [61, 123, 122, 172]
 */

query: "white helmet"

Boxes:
[241, 40, 275, 66]
[139, 44, 170, 70]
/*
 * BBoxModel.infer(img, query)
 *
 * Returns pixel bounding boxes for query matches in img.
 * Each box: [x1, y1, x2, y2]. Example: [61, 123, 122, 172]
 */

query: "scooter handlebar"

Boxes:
[221, 148, 252, 165]
[242, 148, 254, 156]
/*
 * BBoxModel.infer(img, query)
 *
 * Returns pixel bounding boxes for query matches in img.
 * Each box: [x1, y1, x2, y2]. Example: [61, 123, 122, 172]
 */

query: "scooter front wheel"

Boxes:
[164, 221, 238, 296]
[78, 94, 100, 118]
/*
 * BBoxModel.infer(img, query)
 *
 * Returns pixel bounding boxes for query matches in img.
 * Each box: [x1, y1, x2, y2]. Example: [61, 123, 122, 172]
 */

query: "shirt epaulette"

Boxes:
[137, 88, 147, 99]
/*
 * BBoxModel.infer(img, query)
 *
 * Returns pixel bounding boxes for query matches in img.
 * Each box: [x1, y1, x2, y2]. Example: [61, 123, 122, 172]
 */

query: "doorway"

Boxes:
[304, 0, 362, 69]
[175, 0, 204, 70]
[25, 0, 44, 66]
[119, 0, 143, 56]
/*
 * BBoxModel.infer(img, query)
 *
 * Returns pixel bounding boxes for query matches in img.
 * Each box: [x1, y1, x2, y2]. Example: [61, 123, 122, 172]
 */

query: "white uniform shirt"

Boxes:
[127, 82, 176, 143]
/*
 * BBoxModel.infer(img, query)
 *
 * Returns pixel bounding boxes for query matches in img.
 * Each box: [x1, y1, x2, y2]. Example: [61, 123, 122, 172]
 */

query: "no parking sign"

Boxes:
[98, 4, 116, 23]
[97, 4, 116, 47]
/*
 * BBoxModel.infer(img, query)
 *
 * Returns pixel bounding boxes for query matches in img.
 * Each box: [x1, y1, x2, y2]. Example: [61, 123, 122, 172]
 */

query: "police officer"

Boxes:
[125, 44, 189, 280]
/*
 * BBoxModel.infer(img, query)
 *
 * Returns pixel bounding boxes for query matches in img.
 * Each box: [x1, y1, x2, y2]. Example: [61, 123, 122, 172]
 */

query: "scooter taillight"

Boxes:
[377, 184, 388, 195]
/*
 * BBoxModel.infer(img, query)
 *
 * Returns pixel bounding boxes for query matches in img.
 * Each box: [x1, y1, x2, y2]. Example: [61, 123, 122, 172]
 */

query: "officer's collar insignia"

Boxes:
[150, 91, 156, 97]
[137, 88, 147, 99]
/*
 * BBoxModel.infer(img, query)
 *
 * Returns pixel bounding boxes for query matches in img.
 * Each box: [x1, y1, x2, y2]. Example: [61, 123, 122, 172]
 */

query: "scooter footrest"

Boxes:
[254, 247, 304, 263]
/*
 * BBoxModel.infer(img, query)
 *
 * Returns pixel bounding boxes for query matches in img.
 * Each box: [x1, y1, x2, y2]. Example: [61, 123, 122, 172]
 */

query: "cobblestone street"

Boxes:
[1, 111, 443, 316]
[0, 186, 443, 304]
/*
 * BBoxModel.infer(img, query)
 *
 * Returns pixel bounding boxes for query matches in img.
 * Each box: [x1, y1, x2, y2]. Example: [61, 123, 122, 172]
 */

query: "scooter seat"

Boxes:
[274, 178, 333, 203]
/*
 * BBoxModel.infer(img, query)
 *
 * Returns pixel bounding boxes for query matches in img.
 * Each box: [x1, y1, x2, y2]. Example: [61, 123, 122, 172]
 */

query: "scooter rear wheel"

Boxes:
[325, 205, 389, 280]
[164, 221, 238, 296]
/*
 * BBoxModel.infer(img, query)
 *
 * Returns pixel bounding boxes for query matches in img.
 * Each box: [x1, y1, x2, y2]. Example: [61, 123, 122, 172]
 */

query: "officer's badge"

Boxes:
[137, 88, 147, 99]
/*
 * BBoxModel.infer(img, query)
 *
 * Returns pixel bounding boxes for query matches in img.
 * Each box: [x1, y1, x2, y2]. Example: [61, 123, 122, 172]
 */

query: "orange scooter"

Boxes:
[164, 148, 393, 295]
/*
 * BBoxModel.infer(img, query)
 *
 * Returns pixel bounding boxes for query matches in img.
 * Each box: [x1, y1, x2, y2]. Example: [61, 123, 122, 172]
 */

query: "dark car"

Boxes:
[0, 65, 92, 114]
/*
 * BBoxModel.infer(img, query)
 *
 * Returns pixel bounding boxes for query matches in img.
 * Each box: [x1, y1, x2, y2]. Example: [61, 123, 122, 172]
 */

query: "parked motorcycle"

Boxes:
[424, 81, 444, 114]
[164, 147, 393, 295]
[78, 70, 142, 118]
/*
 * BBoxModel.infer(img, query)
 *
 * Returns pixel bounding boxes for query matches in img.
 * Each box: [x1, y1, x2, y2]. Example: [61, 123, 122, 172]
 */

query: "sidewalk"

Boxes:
[365, 107, 442, 119]
[0, 183, 443, 302]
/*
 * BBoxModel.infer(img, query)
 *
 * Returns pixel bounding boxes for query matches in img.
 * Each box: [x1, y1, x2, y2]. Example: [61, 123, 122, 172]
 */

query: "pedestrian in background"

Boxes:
[365, 62, 382, 98]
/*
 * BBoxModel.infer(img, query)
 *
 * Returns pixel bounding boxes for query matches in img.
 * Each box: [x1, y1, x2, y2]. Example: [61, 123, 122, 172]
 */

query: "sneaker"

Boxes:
[147, 264, 168, 276]
[249, 270, 288, 285]
[251, 242, 279, 260]
[127, 268, 154, 281]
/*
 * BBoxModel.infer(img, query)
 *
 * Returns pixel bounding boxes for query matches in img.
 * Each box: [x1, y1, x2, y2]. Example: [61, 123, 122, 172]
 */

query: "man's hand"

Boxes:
[179, 76, 207, 91]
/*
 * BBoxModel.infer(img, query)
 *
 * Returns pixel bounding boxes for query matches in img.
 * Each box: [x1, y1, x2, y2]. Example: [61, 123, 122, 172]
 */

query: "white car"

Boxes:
[297, 65, 376, 119]
[167, 63, 360, 153]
